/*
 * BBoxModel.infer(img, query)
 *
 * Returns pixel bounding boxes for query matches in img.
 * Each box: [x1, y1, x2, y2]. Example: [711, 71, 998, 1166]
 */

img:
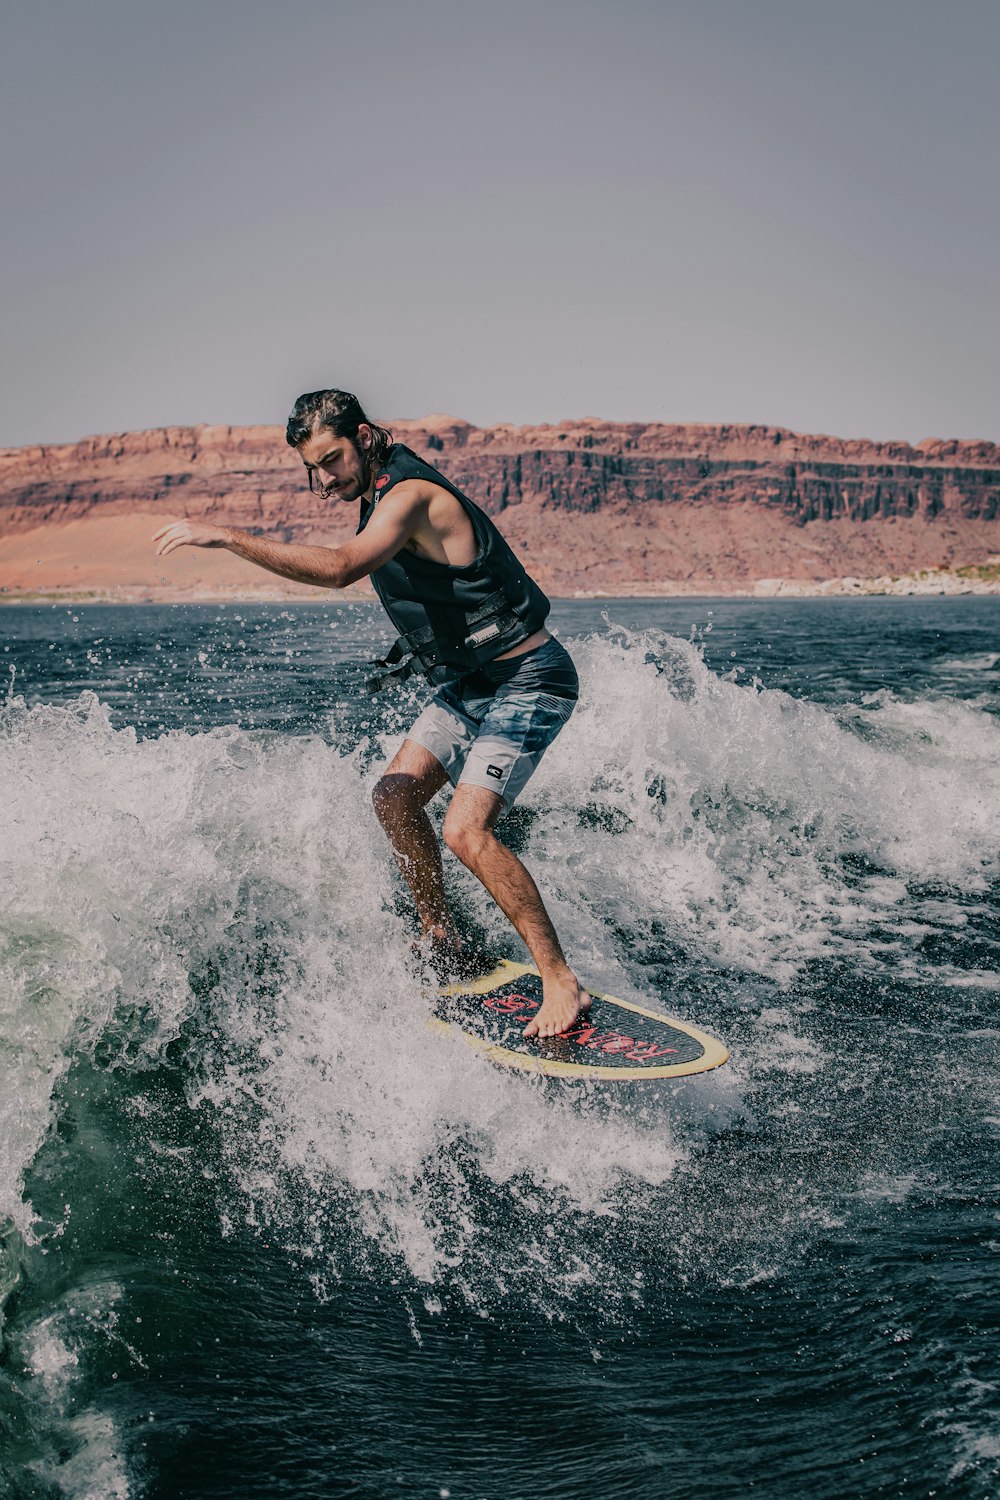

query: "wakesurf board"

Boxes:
[433, 961, 728, 1081]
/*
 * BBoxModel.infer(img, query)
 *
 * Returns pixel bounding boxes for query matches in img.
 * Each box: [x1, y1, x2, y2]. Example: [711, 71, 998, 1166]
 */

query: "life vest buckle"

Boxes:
[465, 620, 503, 649]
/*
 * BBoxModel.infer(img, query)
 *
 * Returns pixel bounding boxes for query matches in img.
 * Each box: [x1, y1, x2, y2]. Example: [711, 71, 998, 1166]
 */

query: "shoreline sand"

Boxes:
[2, 562, 999, 608]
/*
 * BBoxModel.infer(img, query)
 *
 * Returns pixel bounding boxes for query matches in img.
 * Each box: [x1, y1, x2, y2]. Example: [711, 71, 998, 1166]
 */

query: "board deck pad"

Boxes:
[434, 961, 728, 1080]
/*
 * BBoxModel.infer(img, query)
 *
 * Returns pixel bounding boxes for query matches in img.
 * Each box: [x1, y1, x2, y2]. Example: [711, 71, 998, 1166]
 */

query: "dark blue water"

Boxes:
[1, 598, 998, 1499]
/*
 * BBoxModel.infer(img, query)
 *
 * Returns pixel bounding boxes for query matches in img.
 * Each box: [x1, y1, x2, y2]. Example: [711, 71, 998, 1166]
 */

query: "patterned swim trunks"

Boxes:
[406, 636, 579, 810]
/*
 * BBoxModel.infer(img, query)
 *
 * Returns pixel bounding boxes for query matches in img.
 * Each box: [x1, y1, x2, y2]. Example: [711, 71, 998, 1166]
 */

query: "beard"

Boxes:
[321, 446, 370, 504]
[342, 442, 373, 502]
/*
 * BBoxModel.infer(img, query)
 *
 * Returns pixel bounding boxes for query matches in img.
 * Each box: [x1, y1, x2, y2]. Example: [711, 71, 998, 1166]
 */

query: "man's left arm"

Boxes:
[152, 487, 426, 589]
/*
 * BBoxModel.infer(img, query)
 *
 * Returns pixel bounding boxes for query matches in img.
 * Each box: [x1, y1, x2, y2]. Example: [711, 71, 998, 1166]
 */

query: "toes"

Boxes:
[523, 996, 588, 1041]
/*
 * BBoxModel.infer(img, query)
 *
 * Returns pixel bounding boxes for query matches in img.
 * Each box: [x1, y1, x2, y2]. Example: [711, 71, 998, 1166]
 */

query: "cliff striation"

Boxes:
[1, 415, 999, 599]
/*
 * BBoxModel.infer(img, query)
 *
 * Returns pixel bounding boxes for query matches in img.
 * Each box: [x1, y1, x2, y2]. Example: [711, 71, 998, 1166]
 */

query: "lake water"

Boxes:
[1, 596, 998, 1499]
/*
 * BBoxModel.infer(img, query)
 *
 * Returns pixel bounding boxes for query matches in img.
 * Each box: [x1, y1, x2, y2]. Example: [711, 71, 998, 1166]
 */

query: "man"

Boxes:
[153, 388, 589, 1038]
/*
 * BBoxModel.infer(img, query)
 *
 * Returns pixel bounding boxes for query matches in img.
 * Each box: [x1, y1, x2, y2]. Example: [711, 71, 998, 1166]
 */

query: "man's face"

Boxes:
[298, 425, 373, 503]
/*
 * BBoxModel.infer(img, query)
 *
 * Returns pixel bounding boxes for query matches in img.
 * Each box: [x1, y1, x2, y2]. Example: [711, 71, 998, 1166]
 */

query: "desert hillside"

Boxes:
[1, 415, 998, 600]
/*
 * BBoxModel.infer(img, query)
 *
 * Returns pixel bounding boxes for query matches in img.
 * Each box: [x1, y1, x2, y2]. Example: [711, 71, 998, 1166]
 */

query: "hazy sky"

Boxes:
[1, 0, 997, 447]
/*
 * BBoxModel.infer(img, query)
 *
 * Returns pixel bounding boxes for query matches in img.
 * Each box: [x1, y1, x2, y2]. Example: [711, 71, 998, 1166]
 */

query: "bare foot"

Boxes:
[522, 968, 592, 1039]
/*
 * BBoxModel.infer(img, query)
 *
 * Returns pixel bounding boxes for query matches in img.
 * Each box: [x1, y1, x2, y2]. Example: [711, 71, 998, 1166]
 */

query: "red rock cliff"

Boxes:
[1, 415, 998, 596]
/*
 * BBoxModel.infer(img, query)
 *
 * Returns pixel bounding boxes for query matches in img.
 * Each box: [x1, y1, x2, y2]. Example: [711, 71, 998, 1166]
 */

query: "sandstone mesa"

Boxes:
[1, 415, 998, 601]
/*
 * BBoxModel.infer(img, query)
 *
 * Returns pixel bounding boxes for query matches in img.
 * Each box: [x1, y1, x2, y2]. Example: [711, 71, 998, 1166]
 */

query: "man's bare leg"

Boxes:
[371, 740, 460, 962]
[442, 784, 590, 1038]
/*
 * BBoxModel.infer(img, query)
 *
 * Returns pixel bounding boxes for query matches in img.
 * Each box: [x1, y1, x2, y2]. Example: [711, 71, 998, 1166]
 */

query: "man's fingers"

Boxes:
[156, 535, 188, 556]
[152, 521, 192, 556]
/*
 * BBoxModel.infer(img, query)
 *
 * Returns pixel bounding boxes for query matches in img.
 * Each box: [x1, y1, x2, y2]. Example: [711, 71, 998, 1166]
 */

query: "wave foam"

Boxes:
[2, 625, 997, 1308]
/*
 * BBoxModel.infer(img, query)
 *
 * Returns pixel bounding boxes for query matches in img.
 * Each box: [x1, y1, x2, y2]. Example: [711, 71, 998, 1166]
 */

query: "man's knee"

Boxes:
[443, 812, 492, 868]
[372, 773, 422, 828]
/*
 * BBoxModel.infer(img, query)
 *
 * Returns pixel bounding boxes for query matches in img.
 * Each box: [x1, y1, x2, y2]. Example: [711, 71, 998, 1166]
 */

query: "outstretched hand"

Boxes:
[152, 520, 228, 556]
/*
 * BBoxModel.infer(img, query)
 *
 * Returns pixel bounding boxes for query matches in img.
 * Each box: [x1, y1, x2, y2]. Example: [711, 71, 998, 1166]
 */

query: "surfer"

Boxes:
[152, 389, 590, 1039]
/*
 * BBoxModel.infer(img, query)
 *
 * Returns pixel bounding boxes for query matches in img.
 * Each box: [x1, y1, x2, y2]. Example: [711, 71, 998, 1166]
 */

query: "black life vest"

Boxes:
[357, 443, 550, 689]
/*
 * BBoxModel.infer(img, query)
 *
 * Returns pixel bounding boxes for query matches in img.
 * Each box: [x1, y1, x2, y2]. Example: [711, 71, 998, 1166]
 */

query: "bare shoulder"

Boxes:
[419, 480, 477, 563]
[377, 477, 431, 515]
[379, 477, 475, 564]
[383, 476, 468, 530]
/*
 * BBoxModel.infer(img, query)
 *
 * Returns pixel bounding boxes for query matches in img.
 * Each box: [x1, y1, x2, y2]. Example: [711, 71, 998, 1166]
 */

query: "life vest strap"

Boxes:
[365, 589, 528, 693]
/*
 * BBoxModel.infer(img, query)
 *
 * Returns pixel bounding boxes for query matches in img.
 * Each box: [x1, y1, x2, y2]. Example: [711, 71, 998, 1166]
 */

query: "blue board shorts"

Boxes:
[406, 636, 579, 811]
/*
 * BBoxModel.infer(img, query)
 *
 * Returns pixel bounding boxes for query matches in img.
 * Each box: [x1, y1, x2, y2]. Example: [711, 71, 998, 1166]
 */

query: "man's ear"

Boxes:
[358, 423, 373, 451]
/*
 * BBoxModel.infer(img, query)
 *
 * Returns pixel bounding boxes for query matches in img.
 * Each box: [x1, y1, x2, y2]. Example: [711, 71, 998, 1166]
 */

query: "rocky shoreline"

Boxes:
[752, 560, 1000, 598]
[3, 561, 998, 607]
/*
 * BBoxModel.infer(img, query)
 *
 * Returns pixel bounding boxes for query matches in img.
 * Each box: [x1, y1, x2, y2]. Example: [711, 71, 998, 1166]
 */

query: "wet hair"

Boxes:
[285, 389, 393, 467]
